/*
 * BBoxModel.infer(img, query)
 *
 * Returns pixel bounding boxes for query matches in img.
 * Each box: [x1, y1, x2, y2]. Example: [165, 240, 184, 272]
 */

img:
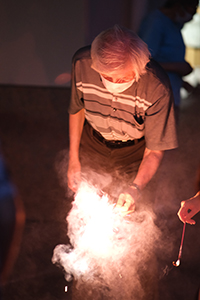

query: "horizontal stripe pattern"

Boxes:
[76, 82, 152, 109]
[77, 81, 150, 140]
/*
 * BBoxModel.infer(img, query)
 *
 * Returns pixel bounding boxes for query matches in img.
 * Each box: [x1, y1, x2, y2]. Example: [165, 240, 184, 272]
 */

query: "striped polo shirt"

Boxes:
[69, 46, 178, 151]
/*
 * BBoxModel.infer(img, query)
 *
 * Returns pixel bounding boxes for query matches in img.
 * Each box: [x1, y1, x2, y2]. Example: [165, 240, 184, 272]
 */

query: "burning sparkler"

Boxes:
[172, 222, 186, 267]
[52, 181, 161, 299]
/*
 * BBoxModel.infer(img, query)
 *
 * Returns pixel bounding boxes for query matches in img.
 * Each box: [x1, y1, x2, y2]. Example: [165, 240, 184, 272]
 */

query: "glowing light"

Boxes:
[73, 188, 117, 257]
[52, 181, 161, 299]
[173, 259, 180, 267]
[67, 182, 127, 258]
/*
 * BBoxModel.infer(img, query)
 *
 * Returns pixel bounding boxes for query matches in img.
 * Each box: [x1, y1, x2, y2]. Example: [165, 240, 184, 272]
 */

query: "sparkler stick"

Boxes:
[172, 222, 186, 267]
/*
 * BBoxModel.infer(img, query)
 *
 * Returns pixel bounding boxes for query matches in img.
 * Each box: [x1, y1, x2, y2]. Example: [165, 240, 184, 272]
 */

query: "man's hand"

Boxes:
[115, 185, 140, 216]
[67, 159, 81, 192]
[177, 192, 200, 225]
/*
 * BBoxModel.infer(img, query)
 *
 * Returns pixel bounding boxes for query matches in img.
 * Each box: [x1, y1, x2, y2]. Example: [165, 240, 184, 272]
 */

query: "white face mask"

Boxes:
[100, 75, 135, 94]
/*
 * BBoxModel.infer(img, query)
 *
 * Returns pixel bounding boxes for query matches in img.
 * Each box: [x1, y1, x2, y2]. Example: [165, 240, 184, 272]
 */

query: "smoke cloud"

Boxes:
[52, 181, 162, 300]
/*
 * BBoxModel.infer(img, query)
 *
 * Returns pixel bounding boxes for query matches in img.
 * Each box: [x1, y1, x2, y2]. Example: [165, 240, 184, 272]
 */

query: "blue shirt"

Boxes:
[0, 154, 16, 200]
[139, 9, 185, 106]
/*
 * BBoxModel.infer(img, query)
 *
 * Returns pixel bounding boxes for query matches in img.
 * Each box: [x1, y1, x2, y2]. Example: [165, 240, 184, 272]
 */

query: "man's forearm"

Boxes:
[69, 109, 85, 161]
[133, 148, 164, 190]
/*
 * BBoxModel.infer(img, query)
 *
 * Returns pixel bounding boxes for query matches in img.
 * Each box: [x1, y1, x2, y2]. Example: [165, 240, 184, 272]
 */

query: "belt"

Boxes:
[92, 129, 144, 149]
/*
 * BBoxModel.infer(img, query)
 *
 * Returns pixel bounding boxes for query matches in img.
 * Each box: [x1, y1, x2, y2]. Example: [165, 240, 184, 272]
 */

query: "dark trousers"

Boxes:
[79, 122, 145, 199]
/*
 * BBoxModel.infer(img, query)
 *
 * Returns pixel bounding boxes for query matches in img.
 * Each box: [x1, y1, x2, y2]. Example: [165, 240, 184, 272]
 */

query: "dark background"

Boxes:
[0, 0, 165, 87]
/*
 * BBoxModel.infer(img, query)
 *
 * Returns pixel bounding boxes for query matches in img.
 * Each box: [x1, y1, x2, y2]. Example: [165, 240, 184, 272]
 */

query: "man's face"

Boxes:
[101, 66, 135, 83]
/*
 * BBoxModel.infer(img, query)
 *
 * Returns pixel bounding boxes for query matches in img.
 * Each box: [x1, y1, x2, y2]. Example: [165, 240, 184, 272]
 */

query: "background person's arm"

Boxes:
[159, 61, 193, 76]
[178, 192, 200, 225]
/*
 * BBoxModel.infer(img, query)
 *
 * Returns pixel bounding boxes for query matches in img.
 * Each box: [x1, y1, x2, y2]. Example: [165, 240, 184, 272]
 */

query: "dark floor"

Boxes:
[0, 84, 200, 300]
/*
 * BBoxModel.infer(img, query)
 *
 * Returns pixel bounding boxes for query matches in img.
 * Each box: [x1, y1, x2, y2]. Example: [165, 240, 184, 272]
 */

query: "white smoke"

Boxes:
[52, 181, 161, 300]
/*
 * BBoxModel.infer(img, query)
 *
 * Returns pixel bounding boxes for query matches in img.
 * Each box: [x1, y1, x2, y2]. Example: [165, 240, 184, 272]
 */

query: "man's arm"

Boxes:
[116, 148, 164, 213]
[67, 109, 85, 192]
[133, 148, 164, 189]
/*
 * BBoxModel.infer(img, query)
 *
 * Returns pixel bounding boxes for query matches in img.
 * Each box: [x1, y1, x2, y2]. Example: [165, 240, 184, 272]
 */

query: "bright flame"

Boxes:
[71, 184, 119, 257]
[66, 182, 135, 260]
[52, 181, 161, 299]
[173, 259, 180, 267]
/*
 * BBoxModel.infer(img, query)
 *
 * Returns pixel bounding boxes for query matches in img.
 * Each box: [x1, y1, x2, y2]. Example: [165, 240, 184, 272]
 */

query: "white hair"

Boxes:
[91, 25, 150, 82]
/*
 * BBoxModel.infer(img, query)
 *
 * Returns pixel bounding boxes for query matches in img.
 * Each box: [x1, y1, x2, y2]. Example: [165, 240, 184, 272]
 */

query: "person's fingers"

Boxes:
[184, 210, 196, 225]
[177, 207, 186, 223]
[123, 194, 135, 211]
[186, 218, 196, 225]
[116, 193, 126, 208]
[116, 193, 135, 213]
[180, 200, 186, 208]
[68, 179, 77, 192]
[178, 205, 196, 225]
[68, 172, 81, 192]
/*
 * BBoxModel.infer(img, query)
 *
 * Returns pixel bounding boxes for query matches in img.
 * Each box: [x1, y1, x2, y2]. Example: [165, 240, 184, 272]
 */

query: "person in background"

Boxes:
[0, 150, 15, 299]
[0, 147, 25, 299]
[178, 167, 200, 224]
[139, 0, 198, 120]
[67, 25, 178, 215]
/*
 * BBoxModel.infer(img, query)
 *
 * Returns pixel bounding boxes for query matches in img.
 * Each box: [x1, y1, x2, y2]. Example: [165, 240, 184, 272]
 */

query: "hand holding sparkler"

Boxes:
[177, 191, 200, 225]
[67, 159, 81, 192]
[115, 184, 141, 216]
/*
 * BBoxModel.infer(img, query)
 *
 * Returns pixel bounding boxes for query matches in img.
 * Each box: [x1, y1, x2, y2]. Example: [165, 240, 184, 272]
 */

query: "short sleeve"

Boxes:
[144, 84, 178, 150]
[68, 58, 85, 114]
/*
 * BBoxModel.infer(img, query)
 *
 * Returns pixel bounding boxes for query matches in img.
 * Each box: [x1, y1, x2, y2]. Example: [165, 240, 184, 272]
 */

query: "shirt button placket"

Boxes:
[112, 96, 117, 112]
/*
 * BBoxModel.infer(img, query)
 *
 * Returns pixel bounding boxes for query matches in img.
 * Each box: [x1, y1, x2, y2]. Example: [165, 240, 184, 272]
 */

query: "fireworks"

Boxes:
[52, 181, 160, 299]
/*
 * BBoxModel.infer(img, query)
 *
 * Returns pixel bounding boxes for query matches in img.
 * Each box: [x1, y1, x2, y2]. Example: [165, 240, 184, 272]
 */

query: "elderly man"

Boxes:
[67, 25, 178, 213]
